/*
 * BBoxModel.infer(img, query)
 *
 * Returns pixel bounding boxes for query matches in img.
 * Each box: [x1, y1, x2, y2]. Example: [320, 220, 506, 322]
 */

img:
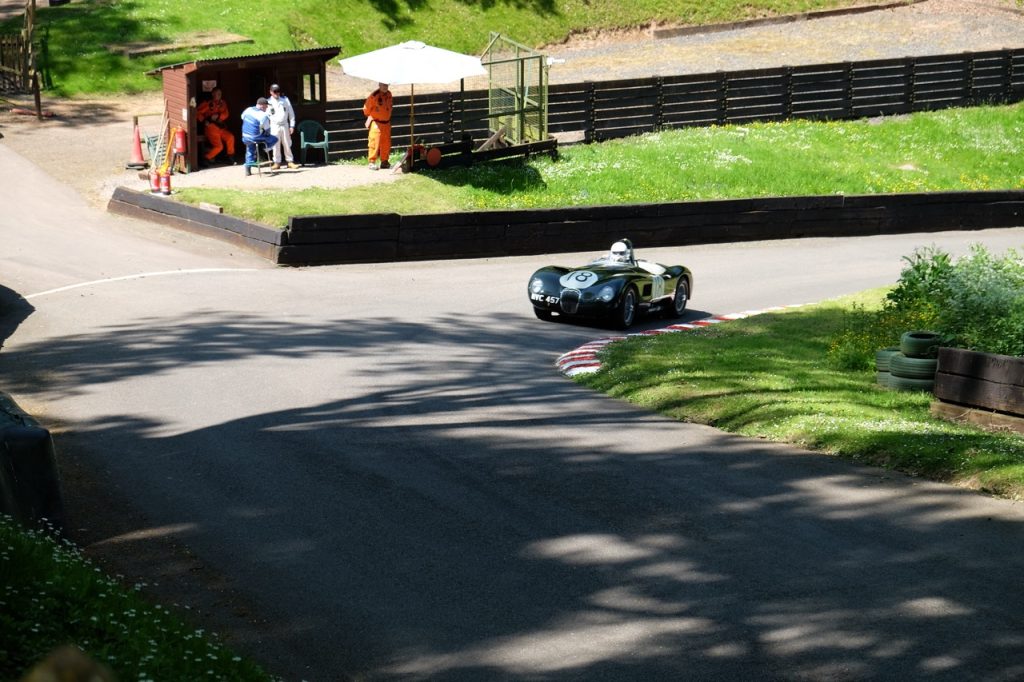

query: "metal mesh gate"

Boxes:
[481, 33, 549, 145]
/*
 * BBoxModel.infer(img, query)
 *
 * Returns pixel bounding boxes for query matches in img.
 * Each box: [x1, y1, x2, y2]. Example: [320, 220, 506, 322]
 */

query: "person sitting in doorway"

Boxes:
[196, 88, 236, 165]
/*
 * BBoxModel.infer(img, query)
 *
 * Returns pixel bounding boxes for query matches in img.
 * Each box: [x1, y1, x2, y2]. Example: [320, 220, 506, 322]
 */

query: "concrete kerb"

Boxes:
[556, 305, 810, 377]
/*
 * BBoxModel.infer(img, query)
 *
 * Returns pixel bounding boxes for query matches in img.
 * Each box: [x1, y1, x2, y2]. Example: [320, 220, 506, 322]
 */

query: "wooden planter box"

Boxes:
[931, 347, 1024, 434]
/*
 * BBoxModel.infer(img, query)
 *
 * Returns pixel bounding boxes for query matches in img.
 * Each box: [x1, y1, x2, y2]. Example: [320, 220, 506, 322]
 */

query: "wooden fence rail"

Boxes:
[0, 33, 29, 93]
[322, 48, 1024, 160]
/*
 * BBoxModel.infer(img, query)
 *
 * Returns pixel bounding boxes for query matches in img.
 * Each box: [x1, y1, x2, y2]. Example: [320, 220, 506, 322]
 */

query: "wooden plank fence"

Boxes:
[0, 33, 29, 93]
[321, 48, 1024, 160]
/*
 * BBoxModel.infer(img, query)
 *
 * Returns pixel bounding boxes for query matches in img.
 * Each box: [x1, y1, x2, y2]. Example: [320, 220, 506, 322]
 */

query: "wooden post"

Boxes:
[443, 91, 454, 144]
[589, 81, 598, 144]
[655, 76, 664, 131]
[965, 52, 975, 103]
[1004, 50, 1013, 104]
[32, 71, 40, 119]
[23, 0, 34, 90]
[784, 67, 793, 119]
[844, 62, 854, 118]
[717, 72, 728, 125]
[907, 57, 917, 110]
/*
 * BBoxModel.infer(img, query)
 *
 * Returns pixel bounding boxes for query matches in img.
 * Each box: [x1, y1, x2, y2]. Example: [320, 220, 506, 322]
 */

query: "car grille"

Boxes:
[560, 289, 581, 313]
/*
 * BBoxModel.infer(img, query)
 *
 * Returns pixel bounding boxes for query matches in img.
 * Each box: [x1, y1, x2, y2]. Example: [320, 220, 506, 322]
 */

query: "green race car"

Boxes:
[528, 239, 693, 329]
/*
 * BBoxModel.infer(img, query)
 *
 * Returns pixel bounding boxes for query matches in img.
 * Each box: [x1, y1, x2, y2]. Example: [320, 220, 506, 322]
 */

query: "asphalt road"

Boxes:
[3, 140, 1024, 681]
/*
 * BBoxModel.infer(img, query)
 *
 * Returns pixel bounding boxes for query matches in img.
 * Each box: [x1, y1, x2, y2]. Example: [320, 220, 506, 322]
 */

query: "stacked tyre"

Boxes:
[874, 346, 900, 387]
[888, 331, 941, 392]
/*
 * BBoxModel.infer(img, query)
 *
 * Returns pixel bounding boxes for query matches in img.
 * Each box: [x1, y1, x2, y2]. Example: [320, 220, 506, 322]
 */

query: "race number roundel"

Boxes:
[559, 270, 599, 289]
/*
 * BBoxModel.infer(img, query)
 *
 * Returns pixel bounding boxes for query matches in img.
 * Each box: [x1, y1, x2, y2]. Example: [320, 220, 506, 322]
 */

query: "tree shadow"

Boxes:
[452, 0, 559, 17]
[420, 159, 547, 195]
[366, 0, 429, 31]
[29, 1, 158, 97]
[2, 309, 1023, 680]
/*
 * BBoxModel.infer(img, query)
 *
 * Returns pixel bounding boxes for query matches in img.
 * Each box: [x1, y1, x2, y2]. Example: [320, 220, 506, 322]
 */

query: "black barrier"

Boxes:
[107, 187, 1024, 266]
[0, 423, 65, 531]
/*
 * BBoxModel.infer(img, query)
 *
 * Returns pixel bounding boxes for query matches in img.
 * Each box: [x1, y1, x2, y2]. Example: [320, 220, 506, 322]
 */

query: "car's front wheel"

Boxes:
[612, 287, 638, 329]
[533, 307, 554, 321]
[666, 278, 689, 318]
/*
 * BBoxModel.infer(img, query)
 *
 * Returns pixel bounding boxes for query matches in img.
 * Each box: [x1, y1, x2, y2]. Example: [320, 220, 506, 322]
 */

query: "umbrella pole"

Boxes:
[405, 84, 409, 169]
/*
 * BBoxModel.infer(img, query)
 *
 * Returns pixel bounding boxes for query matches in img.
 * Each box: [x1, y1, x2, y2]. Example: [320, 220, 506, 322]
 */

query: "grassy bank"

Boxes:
[176, 103, 1024, 227]
[3, 0, 870, 97]
[0, 516, 273, 681]
[576, 290, 1024, 500]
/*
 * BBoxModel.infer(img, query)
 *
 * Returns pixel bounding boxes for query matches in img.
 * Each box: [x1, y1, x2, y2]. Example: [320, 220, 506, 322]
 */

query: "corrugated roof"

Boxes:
[147, 46, 341, 75]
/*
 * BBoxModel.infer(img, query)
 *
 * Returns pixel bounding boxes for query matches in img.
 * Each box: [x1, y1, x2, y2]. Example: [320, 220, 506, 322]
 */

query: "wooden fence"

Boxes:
[0, 33, 29, 93]
[0, 0, 41, 107]
[322, 48, 1024, 159]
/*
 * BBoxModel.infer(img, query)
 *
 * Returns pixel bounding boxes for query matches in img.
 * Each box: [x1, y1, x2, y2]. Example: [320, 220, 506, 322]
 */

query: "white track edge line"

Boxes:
[25, 268, 260, 299]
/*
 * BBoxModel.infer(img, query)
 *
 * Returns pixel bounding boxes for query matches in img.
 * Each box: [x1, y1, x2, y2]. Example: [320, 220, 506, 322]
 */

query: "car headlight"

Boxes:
[598, 285, 615, 302]
[530, 278, 545, 293]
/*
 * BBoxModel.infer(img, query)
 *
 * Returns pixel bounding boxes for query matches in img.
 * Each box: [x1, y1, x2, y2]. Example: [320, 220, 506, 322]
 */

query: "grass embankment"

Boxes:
[577, 290, 1024, 500]
[177, 103, 1024, 227]
[3, 0, 868, 97]
[0, 516, 273, 681]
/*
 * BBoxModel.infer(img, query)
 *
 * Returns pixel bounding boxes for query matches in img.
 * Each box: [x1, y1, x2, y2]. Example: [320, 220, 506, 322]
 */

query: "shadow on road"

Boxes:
[1, 309, 1021, 681]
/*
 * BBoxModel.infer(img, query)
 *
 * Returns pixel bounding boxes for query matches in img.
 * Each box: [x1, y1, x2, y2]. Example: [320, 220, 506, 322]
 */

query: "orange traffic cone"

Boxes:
[125, 119, 147, 170]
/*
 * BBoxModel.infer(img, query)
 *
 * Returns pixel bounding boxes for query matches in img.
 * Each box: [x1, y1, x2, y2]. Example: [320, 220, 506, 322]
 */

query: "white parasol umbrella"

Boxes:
[339, 40, 487, 151]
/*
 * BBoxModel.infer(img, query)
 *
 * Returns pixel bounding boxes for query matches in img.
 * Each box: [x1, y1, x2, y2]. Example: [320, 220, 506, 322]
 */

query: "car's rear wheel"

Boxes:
[665, 278, 689, 318]
[533, 307, 554, 321]
[612, 287, 638, 329]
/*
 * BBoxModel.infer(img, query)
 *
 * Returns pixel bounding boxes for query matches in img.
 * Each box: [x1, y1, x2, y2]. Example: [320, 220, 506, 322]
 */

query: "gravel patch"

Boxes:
[537, 0, 1024, 85]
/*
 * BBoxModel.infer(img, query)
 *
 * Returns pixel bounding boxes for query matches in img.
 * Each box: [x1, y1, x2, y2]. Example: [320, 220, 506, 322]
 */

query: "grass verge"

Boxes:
[575, 289, 1024, 500]
[0, 516, 273, 681]
[176, 103, 1024, 227]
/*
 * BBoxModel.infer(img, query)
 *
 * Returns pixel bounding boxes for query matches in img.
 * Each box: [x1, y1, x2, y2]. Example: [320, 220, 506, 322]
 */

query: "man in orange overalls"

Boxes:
[362, 82, 392, 170]
[196, 88, 236, 165]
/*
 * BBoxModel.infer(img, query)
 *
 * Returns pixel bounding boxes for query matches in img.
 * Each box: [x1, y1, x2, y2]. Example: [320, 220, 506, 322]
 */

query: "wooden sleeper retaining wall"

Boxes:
[106, 188, 1024, 265]
[932, 348, 1024, 433]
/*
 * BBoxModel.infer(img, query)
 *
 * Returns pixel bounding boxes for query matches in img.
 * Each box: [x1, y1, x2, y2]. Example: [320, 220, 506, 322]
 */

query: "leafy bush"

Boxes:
[884, 245, 954, 320]
[828, 244, 1024, 368]
[940, 245, 1024, 356]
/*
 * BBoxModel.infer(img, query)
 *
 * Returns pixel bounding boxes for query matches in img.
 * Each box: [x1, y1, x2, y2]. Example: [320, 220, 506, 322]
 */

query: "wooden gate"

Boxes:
[0, 0, 44, 115]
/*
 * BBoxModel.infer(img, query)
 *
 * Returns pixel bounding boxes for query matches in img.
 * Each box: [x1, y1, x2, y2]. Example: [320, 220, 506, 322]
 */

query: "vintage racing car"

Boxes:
[528, 239, 693, 329]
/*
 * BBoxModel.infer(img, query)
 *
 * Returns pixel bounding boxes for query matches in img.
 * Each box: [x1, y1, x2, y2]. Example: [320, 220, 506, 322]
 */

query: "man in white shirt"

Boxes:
[267, 83, 299, 170]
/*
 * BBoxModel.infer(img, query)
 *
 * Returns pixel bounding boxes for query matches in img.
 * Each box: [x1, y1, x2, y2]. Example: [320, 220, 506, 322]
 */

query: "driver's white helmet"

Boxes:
[609, 240, 630, 263]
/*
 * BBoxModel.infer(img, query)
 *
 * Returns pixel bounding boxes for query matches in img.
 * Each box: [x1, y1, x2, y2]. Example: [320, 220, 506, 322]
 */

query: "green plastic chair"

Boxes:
[297, 120, 332, 165]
